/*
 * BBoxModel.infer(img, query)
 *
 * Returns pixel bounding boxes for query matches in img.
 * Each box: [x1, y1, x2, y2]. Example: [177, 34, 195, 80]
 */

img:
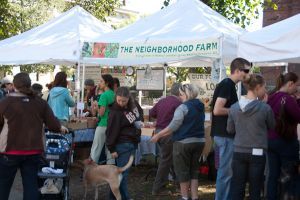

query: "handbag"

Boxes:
[40, 178, 63, 194]
[276, 97, 297, 140]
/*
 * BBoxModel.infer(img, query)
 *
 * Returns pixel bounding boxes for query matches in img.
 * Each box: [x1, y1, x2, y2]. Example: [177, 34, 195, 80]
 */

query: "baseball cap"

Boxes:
[84, 79, 95, 86]
[1, 76, 13, 85]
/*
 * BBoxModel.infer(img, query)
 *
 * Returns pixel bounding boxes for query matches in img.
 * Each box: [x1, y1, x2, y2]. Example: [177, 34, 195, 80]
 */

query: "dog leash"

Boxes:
[98, 147, 136, 165]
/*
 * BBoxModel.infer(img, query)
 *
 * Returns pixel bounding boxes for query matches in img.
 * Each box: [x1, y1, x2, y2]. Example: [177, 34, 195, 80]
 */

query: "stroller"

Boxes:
[38, 131, 74, 200]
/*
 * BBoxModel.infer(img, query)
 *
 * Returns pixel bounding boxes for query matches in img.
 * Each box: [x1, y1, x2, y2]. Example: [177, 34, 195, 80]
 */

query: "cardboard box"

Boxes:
[141, 128, 155, 137]
[66, 121, 87, 130]
[86, 117, 98, 129]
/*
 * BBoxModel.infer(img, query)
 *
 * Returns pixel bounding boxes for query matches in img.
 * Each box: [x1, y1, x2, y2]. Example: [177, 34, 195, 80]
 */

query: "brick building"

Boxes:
[262, 0, 300, 89]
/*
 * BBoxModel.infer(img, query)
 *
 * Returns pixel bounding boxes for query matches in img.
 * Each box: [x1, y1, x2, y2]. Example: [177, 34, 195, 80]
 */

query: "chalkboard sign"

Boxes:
[136, 69, 164, 91]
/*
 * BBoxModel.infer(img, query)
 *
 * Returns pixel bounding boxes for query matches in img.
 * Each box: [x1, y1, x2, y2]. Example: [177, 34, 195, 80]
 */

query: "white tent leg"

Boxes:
[138, 90, 142, 106]
[218, 59, 223, 82]
[81, 63, 86, 103]
[76, 62, 81, 117]
[285, 63, 289, 73]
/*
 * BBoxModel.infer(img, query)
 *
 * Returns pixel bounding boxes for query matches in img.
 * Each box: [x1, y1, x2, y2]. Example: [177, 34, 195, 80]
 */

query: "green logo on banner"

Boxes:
[105, 43, 119, 58]
[81, 42, 93, 57]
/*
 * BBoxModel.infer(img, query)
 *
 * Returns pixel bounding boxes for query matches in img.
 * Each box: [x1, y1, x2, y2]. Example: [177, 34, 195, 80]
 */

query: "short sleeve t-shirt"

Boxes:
[211, 78, 238, 138]
[98, 89, 115, 127]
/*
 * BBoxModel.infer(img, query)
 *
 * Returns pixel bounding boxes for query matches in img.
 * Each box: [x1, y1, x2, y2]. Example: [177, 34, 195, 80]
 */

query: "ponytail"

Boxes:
[275, 74, 284, 91]
[243, 74, 265, 91]
[270, 72, 298, 94]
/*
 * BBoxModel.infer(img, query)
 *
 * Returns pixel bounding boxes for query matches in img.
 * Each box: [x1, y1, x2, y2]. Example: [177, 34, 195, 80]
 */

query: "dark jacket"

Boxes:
[173, 99, 205, 141]
[0, 93, 61, 152]
[106, 102, 142, 153]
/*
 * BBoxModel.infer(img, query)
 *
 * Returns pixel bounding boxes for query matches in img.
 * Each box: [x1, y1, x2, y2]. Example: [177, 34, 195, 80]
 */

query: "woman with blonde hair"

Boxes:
[227, 74, 275, 199]
[151, 84, 205, 200]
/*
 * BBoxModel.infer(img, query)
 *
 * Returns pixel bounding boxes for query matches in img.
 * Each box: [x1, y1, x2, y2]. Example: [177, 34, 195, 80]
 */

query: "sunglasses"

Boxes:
[241, 69, 250, 74]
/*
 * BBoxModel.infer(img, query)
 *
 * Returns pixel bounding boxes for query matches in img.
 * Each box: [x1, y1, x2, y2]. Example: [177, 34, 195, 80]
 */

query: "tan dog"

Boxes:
[81, 155, 134, 200]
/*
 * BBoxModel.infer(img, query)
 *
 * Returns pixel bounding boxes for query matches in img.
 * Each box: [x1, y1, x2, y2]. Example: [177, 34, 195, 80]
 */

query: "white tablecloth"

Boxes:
[135, 135, 157, 165]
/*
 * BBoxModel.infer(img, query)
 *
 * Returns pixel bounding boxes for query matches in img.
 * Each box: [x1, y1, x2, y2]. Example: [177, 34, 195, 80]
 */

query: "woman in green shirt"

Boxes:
[90, 74, 115, 164]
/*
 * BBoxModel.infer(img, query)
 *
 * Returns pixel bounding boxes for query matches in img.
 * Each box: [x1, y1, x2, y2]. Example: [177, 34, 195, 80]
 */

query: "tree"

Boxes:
[0, 0, 120, 75]
[0, 0, 19, 40]
[64, 0, 120, 22]
[167, 67, 211, 82]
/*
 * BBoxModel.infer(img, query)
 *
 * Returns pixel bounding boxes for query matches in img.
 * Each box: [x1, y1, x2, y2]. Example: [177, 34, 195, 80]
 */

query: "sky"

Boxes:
[125, 0, 263, 31]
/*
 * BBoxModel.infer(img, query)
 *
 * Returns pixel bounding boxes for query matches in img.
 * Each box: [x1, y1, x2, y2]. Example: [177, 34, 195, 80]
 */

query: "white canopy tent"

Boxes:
[0, 6, 112, 108]
[81, 0, 245, 68]
[0, 5, 112, 66]
[238, 14, 300, 63]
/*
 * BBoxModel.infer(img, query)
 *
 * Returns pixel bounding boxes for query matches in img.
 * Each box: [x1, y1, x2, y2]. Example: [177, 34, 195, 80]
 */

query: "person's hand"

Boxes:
[150, 134, 160, 143]
[60, 126, 69, 134]
[92, 101, 98, 110]
[91, 101, 98, 116]
[140, 122, 145, 128]
[111, 152, 118, 158]
[294, 91, 300, 99]
[199, 154, 207, 163]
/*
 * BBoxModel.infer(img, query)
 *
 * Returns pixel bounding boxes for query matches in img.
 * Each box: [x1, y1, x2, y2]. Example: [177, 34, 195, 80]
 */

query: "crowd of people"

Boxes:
[0, 57, 299, 200]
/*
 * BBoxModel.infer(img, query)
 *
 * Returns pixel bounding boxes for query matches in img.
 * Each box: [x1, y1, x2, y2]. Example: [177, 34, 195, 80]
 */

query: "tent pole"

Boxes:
[76, 62, 81, 117]
[285, 63, 289, 73]
[218, 59, 222, 82]
[81, 63, 86, 103]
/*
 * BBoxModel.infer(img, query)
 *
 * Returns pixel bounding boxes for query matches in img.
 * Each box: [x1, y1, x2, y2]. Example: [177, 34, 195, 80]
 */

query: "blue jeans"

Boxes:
[214, 136, 234, 200]
[0, 154, 41, 200]
[267, 138, 299, 200]
[230, 152, 266, 200]
[110, 143, 136, 200]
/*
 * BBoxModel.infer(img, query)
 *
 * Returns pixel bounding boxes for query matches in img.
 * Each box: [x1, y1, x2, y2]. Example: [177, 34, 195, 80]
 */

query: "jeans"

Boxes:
[152, 129, 174, 193]
[214, 136, 234, 200]
[0, 154, 41, 200]
[267, 138, 299, 200]
[110, 143, 136, 200]
[230, 152, 266, 200]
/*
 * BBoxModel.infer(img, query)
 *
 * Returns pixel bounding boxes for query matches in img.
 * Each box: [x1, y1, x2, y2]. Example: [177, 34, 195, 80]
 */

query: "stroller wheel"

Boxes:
[64, 186, 69, 200]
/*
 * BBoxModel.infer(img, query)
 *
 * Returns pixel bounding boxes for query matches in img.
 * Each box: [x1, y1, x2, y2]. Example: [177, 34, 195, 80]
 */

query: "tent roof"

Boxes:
[82, 0, 245, 66]
[0, 6, 112, 65]
[238, 14, 300, 63]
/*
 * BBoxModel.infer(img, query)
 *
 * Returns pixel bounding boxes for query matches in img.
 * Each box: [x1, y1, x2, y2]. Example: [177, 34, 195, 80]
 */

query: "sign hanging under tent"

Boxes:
[80, 0, 245, 68]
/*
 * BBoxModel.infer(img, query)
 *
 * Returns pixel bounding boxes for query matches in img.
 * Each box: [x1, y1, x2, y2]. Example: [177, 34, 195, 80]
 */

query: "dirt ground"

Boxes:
[68, 163, 216, 200]
[10, 160, 215, 200]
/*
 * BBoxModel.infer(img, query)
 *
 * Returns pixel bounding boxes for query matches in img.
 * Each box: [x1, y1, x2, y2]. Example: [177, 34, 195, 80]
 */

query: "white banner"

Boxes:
[82, 39, 220, 59]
